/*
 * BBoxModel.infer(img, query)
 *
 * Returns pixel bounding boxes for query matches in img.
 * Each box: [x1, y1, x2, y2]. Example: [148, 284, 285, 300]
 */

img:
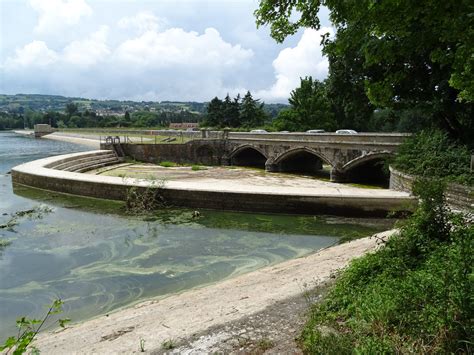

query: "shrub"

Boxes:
[125, 178, 167, 214]
[300, 179, 473, 353]
[393, 129, 473, 185]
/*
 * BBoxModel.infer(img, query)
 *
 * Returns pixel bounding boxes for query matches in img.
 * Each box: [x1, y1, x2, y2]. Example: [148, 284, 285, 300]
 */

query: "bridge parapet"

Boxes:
[228, 132, 410, 144]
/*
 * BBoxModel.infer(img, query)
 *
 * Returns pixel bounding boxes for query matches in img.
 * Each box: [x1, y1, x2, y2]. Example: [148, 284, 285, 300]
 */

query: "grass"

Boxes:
[191, 165, 208, 171]
[256, 338, 274, 351]
[159, 161, 178, 167]
[161, 339, 176, 350]
[299, 179, 473, 353]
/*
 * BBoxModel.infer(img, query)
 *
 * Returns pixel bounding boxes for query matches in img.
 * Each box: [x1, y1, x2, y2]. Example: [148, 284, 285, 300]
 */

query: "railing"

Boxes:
[96, 130, 411, 145]
[99, 132, 189, 145]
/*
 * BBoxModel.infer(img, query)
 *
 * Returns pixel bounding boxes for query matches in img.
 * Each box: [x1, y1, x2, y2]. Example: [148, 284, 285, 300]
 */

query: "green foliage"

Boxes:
[273, 77, 336, 131]
[161, 339, 176, 350]
[191, 165, 207, 171]
[255, 0, 474, 141]
[65, 102, 78, 116]
[393, 129, 473, 185]
[159, 161, 177, 168]
[1, 299, 70, 354]
[300, 180, 473, 354]
[139, 338, 146, 352]
[240, 91, 268, 127]
[125, 178, 167, 214]
[202, 91, 269, 128]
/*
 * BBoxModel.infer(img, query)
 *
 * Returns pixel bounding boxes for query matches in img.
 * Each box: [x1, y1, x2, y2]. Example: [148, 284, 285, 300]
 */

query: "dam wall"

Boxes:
[11, 151, 416, 217]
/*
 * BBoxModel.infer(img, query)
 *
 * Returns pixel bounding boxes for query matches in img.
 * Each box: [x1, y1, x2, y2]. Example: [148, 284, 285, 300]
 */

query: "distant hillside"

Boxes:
[0, 94, 208, 115]
[0, 94, 287, 118]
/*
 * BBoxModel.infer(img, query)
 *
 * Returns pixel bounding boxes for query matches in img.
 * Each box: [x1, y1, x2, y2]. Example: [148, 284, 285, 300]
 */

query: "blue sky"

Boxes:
[0, 0, 331, 103]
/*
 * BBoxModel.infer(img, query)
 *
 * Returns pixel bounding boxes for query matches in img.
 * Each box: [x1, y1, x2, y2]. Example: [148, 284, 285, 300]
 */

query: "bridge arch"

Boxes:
[342, 151, 393, 186]
[229, 144, 268, 168]
[273, 147, 333, 174]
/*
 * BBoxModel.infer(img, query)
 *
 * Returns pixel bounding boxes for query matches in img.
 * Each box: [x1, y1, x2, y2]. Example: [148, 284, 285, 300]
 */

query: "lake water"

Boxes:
[0, 131, 390, 339]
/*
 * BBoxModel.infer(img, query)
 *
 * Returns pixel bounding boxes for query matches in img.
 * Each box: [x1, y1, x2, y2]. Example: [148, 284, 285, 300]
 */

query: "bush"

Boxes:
[300, 179, 473, 354]
[393, 129, 473, 185]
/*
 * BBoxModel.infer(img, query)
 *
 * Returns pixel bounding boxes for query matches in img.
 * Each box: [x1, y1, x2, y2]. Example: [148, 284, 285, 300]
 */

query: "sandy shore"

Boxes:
[42, 132, 101, 148]
[13, 130, 101, 148]
[34, 230, 396, 354]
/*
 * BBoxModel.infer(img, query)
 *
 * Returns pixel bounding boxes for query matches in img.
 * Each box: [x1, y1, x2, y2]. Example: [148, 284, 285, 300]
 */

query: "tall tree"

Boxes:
[292, 77, 335, 130]
[274, 77, 336, 131]
[255, 0, 474, 140]
[65, 102, 78, 117]
[204, 97, 224, 127]
[222, 94, 241, 127]
[240, 91, 267, 127]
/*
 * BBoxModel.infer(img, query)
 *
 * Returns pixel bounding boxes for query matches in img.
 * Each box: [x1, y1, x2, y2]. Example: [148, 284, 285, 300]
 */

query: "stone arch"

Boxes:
[342, 151, 394, 172]
[272, 147, 333, 174]
[342, 151, 393, 186]
[229, 144, 268, 168]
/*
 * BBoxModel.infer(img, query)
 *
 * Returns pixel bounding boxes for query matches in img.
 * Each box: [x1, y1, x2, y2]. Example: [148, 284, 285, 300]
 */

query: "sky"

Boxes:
[0, 0, 332, 103]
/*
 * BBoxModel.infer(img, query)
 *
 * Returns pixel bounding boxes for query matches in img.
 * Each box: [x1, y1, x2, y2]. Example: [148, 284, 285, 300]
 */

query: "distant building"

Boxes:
[169, 122, 199, 130]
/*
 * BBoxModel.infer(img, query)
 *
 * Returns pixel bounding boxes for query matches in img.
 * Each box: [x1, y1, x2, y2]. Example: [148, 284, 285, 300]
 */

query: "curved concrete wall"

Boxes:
[389, 167, 473, 211]
[12, 151, 416, 217]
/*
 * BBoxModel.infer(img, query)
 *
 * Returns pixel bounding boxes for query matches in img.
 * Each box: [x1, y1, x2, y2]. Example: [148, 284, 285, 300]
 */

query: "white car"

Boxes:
[306, 129, 325, 134]
[250, 129, 267, 133]
[335, 129, 358, 134]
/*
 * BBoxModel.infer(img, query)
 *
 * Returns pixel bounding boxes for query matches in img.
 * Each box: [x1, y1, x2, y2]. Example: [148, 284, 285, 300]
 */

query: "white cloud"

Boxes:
[62, 26, 110, 67]
[5, 41, 58, 68]
[114, 27, 253, 68]
[117, 11, 166, 34]
[29, 0, 92, 34]
[2, 26, 254, 101]
[256, 27, 333, 102]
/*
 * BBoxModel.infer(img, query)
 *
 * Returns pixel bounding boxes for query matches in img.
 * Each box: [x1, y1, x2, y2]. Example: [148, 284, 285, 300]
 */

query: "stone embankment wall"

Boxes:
[389, 167, 473, 211]
[12, 151, 416, 217]
[119, 140, 226, 165]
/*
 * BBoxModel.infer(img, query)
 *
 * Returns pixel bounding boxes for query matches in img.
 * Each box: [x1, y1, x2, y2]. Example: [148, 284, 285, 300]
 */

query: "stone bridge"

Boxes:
[109, 132, 410, 183]
[225, 132, 407, 182]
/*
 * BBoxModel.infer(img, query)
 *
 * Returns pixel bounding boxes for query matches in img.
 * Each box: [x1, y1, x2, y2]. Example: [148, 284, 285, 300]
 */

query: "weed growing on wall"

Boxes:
[124, 177, 167, 214]
[300, 179, 473, 353]
[393, 129, 473, 185]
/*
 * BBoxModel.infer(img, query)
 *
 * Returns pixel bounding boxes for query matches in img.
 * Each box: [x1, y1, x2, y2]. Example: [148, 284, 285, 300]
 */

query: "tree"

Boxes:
[65, 102, 78, 117]
[273, 77, 335, 131]
[325, 44, 375, 131]
[291, 77, 335, 130]
[225, 94, 241, 127]
[203, 97, 224, 127]
[255, 0, 474, 141]
[240, 91, 267, 127]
